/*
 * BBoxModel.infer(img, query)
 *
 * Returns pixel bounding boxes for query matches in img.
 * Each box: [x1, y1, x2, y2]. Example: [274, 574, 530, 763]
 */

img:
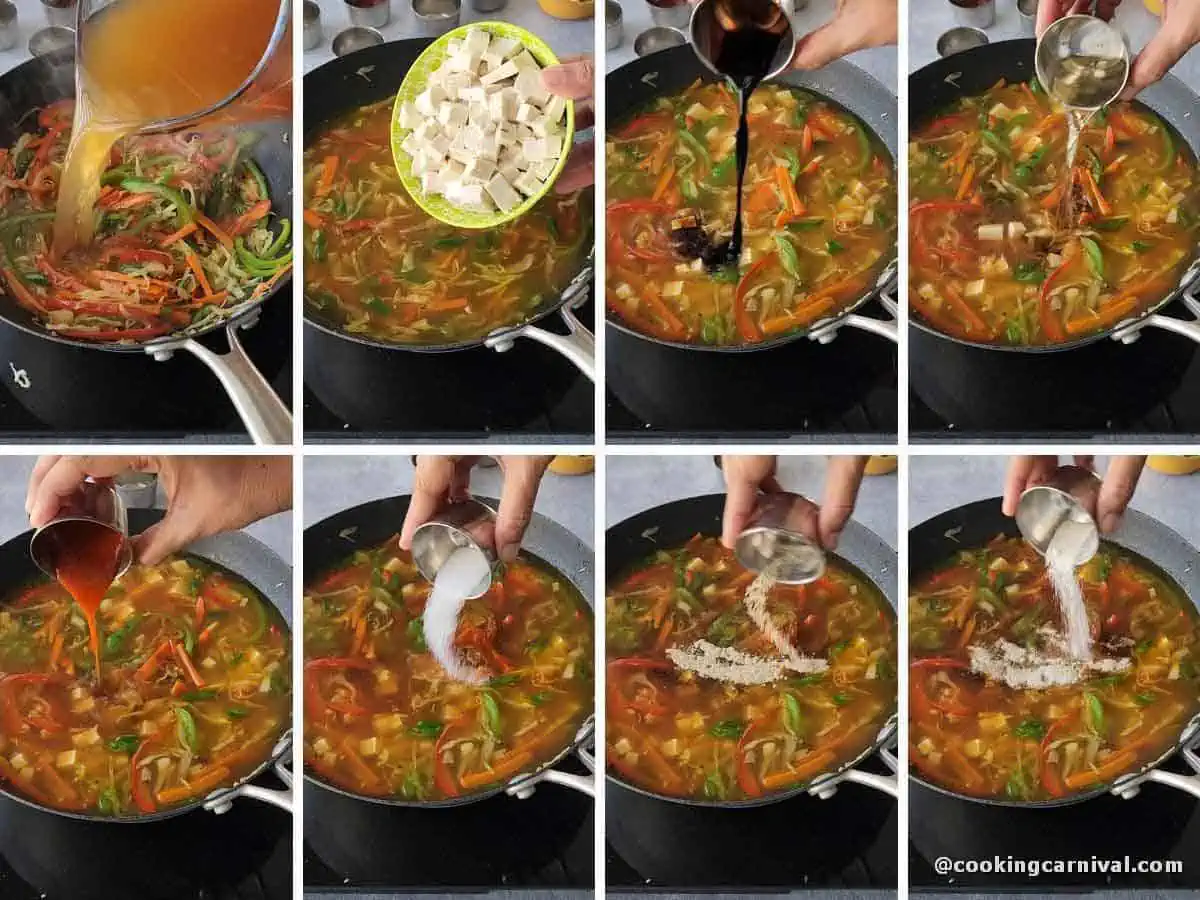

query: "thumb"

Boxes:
[542, 58, 593, 99]
[133, 514, 197, 566]
[791, 19, 858, 70]
[1122, 29, 1191, 99]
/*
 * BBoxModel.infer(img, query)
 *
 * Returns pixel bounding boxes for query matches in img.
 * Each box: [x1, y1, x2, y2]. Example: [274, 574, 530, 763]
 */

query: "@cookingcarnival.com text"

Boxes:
[934, 856, 1184, 878]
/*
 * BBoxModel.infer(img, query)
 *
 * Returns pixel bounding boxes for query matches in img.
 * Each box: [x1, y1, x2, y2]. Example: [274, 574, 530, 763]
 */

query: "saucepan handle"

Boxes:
[203, 780, 295, 815]
[487, 322, 596, 381]
[506, 767, 596, 800]
[807, 275, 899, 345]
[1112, 287, 1200, 347]
[1114, 768, 1200, 801]
[149, 325, 292, 444]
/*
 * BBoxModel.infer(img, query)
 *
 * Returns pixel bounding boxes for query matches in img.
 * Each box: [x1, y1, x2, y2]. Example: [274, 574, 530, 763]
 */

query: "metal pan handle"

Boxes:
[483, 267, 596, 381]
[1112, 286, 1200, 348]
[807, 271, 899, 346]
[148, 321, 292, 445]
[506, 767, 596, 800]
[203, 780, 294, 814]
[809, 724, 898, 799]
[1111, 739, 1200, 801]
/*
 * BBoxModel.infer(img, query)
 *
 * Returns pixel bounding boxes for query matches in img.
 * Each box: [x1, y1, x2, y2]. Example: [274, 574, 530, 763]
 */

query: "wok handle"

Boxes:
[1112, 288, 1200, 346]
[808, 281, 899, 345]
[506, 767, 596, 799]
[832, 768, 899, 798]
[1118, 768, 1200, 801]
[203, 780, 294, 815]
[152, 326, 292, 445]
[485, 320, 596, 381]
[577, 743, 597, 773]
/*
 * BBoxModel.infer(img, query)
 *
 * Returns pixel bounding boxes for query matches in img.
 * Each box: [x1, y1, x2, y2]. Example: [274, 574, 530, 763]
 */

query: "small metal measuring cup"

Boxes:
[689, 0, 796, 83]
[303, 0, 322, 52]
[30, 479, 133, 581]
[39, 0, 76, 28]
[950, 0, 995, 30]
[1035, 14, 1130, 109]
[734, 493, 826, 585]
[0, 1, 19, 52]
[410, 498, 498, 599]
[1015, 466, 1101, 567]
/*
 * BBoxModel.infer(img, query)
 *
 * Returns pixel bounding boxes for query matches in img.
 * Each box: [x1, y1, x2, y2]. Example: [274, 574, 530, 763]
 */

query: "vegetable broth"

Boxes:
[606, 535, 895, 800]
[0, 556, 290, 816]
[606, 81, 896, 345]
[909, 79, 1198, 345]
[909, 536, 1200, 800]
[303, 99, 593, 345]
[0, 100, 292, 342]
[303, 539, 593, 800]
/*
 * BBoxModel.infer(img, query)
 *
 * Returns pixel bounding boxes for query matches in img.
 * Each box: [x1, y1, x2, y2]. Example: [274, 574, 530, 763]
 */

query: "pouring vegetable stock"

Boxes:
[54, 0, 284, 254]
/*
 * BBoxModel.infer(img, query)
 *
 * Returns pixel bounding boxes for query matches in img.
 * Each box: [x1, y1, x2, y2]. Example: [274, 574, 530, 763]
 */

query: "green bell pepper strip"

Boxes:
[853, 121, 872, 172]
[120, 179, 195, 227]
[263, 218, 292, 259]
[236, 238, 292, 276]
[244, 159, 271, 203]
[678, 129, 710, 162]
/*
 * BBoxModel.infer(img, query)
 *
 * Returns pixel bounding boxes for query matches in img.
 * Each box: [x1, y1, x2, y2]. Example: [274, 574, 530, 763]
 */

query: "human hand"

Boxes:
[1001, 455, 1146, 534]
[399, 456, 553, 563]
[1122, 1, 1200, 99]
[1036, 0, 1121, 38]
[26, 456, 292, 565]
[790, 0, 898, 71]
[542, 57, 594, 192]
[721, 455, 867, 551]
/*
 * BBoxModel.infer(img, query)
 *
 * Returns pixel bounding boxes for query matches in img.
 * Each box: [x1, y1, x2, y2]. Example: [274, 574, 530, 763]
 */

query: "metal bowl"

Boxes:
[332, 25, 385, 56]
[633, 25, 686, 56]
[936, 26, 988, 58]
[606, 0, 624, 50]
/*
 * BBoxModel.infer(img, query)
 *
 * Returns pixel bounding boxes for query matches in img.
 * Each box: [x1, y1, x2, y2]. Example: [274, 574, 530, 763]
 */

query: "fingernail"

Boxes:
[1100, 513, 1119, 534]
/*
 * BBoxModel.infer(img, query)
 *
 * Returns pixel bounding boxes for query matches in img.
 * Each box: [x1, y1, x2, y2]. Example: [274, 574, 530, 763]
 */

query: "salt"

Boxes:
[423, 546, 492, 684]
[1045, 542, 1092, 662]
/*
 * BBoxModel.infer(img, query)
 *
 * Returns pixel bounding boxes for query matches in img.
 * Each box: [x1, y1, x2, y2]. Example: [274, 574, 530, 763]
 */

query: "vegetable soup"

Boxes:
[606, 81, 896, 345]
[0, 556, 290, 816]
[909, 79, 1198, 345]
[304, 539, 593, 800]
[909, 536, 1200, 800]
[0, 101, 291, 342]
[303, 99, 592, 345]
[606, 535, 896, 800]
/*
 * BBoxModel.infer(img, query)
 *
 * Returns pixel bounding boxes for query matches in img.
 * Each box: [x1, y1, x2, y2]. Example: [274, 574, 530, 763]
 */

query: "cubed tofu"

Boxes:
[510, 50, 539, 74]
[438, 102, 468, 129]
[437, 159, 466, 185]
[427, 133, 452, 157]
[447, 48, 483, 74]
[463, 157, 496, 183]
[414, 120, 440, 143]
[398, 102, 423, 129]
[485, 172, 523, 212]
[490, 36, 520, 60]
[513, 69, 549, 106]
[480, 59, 519, 86]
[414, 85, 446, 116]
[56, 749, 76, 769]
[513, 170, 543, 197]
[359, 737, 379, 757]
[488, 89, 517, 121]
[372, 713, 406, 734]
[72, 726, 100, 748]
[543, 94, 568, 124]
[532, 158, 558, 181]
[400, 133, 421, 157]
[459, 85, 489, 105]
[515, 102, 539, 125]
[523, 135, 561, 162]
[420, 170, 443, 194]
[463, 28, 490, 54]
[498, 161, 521, 184]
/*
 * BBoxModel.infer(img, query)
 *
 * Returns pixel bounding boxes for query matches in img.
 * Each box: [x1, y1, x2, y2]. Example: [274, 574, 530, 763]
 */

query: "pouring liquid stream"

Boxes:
[43, 520, 124, 678]
[54, 0, 286, 255]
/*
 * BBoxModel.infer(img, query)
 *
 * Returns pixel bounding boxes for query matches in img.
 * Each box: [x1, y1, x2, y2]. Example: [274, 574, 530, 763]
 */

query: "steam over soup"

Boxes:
[909, 536, 1200, 800]
[303, 98, 592, 345]
[0, 556, 290, 816]
[909, 79, 1198, 345]
[304, 539, 593, 799]
[606, 535, 896, 800]
[606, 81, 896, 345]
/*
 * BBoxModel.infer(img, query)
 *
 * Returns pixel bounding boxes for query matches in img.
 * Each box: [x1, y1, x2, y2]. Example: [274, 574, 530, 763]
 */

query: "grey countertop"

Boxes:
[305, 0, 592, 73]
[910, 0, 1200, 93]
[0, 456, 292, 564]
[307, 892, 591, 900]
[303, 456, 595, 548]
[606, 0, 897, 93]
[606, 455, 897, 548]
[910, 456, 1200, 550]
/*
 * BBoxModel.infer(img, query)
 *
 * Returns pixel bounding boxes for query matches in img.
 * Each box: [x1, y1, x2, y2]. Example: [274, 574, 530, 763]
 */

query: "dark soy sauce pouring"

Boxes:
[686, 0, 793, 273]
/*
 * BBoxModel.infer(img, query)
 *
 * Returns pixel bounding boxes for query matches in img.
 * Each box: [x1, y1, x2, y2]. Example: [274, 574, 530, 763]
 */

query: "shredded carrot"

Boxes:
[316, 155, 338, 197]
[185, 251, 214, 297]
[48, 632, 63, 671]
[955, 162, 976, 201]
[775, 165, 805, 216]
[1039, 182, 1065, 210]
[426, 296, 469, 313]
[1063, 749, 1138, 790]
[190, 212, 233, 249]
[651, 163, 675, 202]
[135, 641, 172, 681]
[160, 222, 197, 247]
[800, 123, 813, 156]
[173, 641, 205, 689]
[760, 750, 837, 790]
[156, 765, 232, 805]
[303, 208, 324, 229]
[944, 283, 990, 335]
[458, 749, 535, 790]
[230, 199, 271, 236]
[1079, 166, 1112, 216]
[1065, 297, 1137, 334]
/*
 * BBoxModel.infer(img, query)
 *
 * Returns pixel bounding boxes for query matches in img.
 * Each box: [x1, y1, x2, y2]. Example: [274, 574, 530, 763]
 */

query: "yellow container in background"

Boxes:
[1144, 0, 1163, 15]
[549, 455, 594, 475]
[538, 0, 594, 19]
[1147, 456, 1200, 475]
[864, 456, 898, 476]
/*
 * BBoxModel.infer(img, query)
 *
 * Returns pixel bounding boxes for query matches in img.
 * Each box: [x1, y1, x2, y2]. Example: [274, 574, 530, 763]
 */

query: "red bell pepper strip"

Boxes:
[607, 658, 675, 672]
[434, 716, 467, 798]
[736, 722, 763, 799]
[909, 657, 969, 669]
[1039, 259, 1069, 342]
[131, 740, 156, 813]
[734, 252, 775, 343]
[1040, 714, 1074, 798]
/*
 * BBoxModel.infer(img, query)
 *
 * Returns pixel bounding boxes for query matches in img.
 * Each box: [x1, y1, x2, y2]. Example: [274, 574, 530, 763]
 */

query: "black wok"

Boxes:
[302, 40, 595, 434]
[0, 51, 293, 443]
[605, 494, 898, 884]
[0, 510, 293, 899]
[605, 45, 898, 432]
[909, 39, 1200, 432]
[303, 495, 595, 885]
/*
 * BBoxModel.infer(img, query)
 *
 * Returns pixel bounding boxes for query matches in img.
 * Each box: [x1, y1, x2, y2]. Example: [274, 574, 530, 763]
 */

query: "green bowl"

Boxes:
[390, 22, 575, 230]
